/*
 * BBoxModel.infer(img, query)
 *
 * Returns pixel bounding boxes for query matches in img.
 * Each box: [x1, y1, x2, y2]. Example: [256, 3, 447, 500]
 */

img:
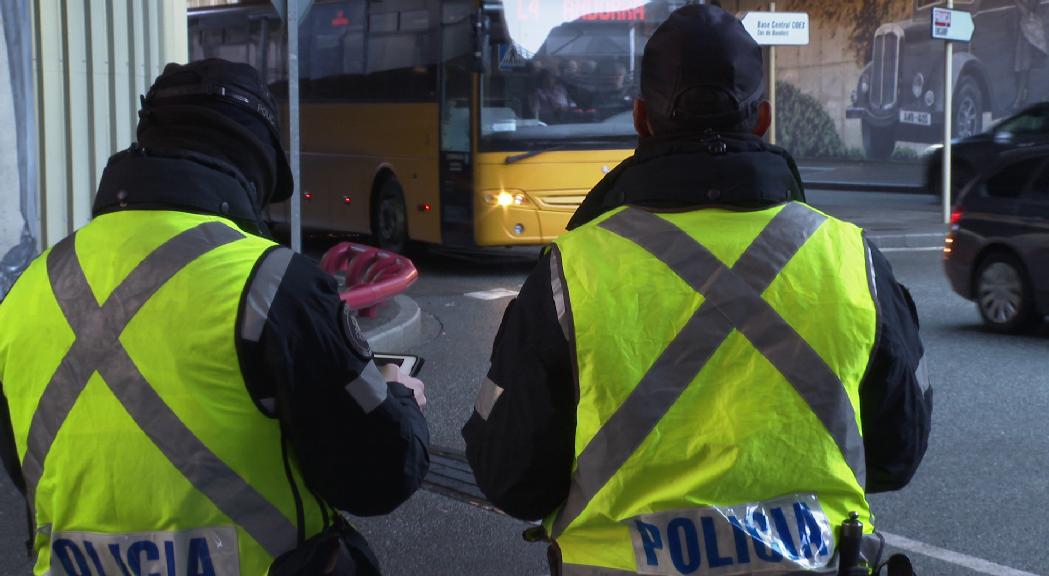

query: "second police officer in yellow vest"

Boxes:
[464, 5, 932, 576]
[0, 60, 429, 575]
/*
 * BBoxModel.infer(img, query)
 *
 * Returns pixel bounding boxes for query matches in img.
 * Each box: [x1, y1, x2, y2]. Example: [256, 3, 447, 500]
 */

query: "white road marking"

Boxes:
[879, 246, 944, 253]
[882, 532, 1042, 576]
[465, 289, 520, 301]
[536, 533, 1040, 576]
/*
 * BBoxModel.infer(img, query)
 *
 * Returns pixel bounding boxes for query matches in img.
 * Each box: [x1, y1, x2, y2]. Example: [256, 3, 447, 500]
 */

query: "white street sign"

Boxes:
[741, 12, 810, 46]
[931, 7, 974, 42]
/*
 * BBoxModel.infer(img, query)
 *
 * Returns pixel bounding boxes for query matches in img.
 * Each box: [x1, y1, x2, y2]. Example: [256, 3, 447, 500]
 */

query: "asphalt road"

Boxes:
[2, 191, 1047, 575]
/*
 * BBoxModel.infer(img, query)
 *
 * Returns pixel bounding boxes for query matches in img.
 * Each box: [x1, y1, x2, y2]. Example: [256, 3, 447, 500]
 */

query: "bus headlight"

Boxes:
[925, 90, 935, 107]
[485, 191, 529, 206]
[860, 74, 870, 95]
[912, 73, 925, 98]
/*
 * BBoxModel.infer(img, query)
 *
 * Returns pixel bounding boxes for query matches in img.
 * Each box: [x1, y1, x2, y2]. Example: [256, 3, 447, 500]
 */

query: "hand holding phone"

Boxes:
[373, 354, 424, 377]
[377, 359, 426, 409]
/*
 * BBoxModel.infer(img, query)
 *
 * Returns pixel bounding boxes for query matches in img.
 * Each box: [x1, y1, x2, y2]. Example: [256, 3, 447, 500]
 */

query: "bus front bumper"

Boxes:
[475, 191, 582, 246]
[474, 149, 633, 246]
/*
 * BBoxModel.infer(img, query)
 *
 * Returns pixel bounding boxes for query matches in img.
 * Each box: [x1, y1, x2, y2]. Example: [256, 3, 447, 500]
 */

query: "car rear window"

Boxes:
[1029, 162, 1049, 201]
[985, 157, 1044, 198]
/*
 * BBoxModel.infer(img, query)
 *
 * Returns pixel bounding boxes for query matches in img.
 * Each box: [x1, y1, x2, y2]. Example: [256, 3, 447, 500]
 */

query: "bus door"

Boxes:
[439, 0, 479, 247]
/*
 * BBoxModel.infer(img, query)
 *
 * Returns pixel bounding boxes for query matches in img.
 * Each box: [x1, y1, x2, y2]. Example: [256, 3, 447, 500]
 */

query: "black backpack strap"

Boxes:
[333, 513, 382, 576]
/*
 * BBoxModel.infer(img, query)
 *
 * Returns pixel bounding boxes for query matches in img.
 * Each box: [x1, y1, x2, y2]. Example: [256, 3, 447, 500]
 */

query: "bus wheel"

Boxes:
[372, 178, 408, 253]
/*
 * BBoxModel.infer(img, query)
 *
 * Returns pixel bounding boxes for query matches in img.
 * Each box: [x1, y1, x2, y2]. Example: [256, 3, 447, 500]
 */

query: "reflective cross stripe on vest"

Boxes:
[21, 221, 298, 558]
[551, 203, 867, 538]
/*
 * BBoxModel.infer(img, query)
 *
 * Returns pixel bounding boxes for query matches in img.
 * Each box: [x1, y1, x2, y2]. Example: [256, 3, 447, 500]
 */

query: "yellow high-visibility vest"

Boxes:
[544, 202, 879, 575]
[0, 210, 326, 575]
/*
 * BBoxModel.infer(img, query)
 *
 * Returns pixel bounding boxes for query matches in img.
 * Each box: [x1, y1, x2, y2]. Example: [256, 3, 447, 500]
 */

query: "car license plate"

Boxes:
[900, 110, 932, 126]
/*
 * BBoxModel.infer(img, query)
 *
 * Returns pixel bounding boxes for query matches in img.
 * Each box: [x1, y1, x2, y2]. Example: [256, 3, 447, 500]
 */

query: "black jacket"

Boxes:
[462, 133, 933, 521]
[0, 146, 429, 565]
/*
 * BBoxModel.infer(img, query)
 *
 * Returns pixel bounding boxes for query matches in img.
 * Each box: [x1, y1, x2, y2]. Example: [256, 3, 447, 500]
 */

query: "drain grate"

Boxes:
[423, 446, 501, 514]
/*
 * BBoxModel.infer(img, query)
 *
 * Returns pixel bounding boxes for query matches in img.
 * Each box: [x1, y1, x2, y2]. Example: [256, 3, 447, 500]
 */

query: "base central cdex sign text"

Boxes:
[741, 12, 810, 46]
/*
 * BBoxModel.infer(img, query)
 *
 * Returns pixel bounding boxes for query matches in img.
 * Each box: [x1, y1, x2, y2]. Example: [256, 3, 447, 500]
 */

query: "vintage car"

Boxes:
[847, 0, 1049, 158]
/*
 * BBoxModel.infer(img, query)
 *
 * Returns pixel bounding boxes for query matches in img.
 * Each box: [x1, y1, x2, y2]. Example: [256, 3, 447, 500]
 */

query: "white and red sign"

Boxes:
[931, 7, 974, 42]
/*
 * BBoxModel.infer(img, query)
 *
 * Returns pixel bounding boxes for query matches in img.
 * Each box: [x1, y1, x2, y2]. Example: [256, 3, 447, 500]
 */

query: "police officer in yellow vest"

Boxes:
[463, 6, 932, 576]
[0, 60, 429, 575]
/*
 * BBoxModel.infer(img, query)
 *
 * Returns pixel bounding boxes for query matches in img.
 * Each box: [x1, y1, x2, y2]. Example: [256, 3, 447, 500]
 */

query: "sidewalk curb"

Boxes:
[363, 294, 423, 353]
[867, 231, 947, 250]
[804, 180, 927, 194]
[798, 159, 922, 166]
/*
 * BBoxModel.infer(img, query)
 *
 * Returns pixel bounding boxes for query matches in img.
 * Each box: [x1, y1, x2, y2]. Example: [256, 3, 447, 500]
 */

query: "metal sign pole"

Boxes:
[742, 8, 809, 142]
[288, 0, 302, 253]
[942, 0, 953, 224]
[769, 2, 776, 145]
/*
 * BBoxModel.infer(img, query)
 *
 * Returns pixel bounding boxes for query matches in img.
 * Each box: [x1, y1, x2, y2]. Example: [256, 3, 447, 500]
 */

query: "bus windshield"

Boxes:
[481, 0, 685, 151]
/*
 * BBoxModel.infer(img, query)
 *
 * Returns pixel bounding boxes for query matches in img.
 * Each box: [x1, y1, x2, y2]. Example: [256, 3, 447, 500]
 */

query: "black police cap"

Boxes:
[641, 4, 764, 129]
[142, 59, 293, 203]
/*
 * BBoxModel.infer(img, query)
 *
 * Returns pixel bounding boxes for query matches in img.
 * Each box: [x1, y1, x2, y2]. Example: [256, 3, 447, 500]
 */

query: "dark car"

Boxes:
[927, 103, 1049, 196]
[945, 147, 1049, 331]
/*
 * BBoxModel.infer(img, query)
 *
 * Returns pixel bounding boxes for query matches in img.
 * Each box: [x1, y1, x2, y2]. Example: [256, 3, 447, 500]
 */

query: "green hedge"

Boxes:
[775, 81, 846, 158]
[774, 81, 918, 161]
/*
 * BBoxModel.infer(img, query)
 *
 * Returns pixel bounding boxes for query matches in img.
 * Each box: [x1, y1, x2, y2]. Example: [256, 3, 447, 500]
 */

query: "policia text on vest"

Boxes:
[630, 493, 834, 574]
[52, 526, 235, 576]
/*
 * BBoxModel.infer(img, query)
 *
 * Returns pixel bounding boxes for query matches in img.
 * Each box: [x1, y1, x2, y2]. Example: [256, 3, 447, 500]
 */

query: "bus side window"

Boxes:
[441, 0, 474, 152]
[302, 2, 366, 101]
[190, 26, 233, 62]
[365, 17, 437, 101]
[214, 23, 251, 65]
[261, 17, 288, 93]
[188, 21, 204, 62]
[188, 12, 275, 84]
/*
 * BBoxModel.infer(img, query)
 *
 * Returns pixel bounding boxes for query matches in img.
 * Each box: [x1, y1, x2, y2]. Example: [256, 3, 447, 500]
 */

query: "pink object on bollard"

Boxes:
[319, 242, 418, 317]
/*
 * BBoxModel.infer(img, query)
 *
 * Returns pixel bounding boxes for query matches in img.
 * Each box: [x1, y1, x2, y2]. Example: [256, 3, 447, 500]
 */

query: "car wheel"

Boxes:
[953, 76, 984, 139]
[974, 252, 1037, 332]
[862, 121, 896, 159]
[371, 177, 408, 253]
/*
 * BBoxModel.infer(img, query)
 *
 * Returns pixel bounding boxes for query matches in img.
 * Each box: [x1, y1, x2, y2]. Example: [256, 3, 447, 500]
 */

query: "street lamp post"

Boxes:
[942, 0, 953, 225]
[271, 0, 312, 253]
[287, 0, 301, 252]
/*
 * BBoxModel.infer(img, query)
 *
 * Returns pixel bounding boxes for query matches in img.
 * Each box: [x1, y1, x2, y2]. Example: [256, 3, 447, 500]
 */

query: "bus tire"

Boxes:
[372, 177, 408, 253]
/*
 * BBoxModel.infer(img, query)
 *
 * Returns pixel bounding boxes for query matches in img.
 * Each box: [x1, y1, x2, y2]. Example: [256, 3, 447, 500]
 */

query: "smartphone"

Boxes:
[373, 353, 424, 377]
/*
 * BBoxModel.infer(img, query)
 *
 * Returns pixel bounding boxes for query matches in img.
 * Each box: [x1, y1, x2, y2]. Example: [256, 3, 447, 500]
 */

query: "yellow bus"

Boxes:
[189, 0, 681, 250]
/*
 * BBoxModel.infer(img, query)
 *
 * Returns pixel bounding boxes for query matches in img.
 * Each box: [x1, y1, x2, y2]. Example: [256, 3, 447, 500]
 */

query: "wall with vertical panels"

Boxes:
[33, 0, 187, 247]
